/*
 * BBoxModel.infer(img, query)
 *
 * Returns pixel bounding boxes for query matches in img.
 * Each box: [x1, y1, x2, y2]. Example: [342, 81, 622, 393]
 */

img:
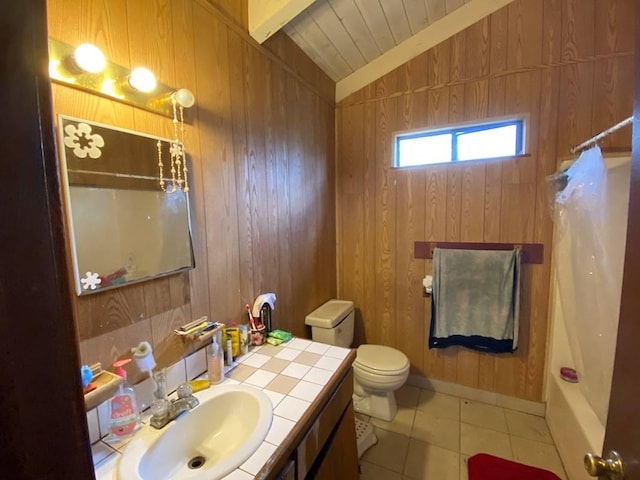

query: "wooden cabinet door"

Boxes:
[314, 403, 359, 480]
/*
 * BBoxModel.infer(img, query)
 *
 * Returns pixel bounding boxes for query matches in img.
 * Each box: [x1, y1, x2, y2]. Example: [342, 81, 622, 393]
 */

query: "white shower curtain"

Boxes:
[552, 146, 630, 425]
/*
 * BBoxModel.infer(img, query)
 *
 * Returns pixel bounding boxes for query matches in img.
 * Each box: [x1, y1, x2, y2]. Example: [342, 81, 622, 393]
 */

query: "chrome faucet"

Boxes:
[150, 383, 200, 429]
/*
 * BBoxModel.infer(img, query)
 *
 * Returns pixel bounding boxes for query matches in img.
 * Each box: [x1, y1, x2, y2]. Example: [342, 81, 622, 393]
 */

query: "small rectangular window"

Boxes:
[394, 119, 524, 168]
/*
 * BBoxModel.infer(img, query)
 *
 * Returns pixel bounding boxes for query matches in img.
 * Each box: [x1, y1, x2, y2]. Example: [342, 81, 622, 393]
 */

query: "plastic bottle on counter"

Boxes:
[107, 359, 140, 440]
[225, 336, 233, 366]
[207, 334, 224, 384]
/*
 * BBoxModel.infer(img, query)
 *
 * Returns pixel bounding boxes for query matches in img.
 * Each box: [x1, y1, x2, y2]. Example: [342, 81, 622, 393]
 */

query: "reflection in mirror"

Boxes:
[58, 115, 194, 295]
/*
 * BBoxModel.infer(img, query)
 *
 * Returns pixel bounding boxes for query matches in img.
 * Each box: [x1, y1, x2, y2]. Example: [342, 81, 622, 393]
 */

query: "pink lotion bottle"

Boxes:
[107, 359, 141, 439]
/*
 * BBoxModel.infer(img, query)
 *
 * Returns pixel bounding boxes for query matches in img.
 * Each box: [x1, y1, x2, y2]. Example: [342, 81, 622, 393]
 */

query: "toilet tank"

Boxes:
[305, 300, 354, 348]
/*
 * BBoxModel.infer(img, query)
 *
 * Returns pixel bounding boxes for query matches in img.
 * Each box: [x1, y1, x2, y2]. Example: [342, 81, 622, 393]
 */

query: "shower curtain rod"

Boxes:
[570, 116, 633, 154]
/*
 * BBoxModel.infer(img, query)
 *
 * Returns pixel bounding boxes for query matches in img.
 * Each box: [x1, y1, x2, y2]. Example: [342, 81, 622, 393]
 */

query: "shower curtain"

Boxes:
[552, 146, 630, 425]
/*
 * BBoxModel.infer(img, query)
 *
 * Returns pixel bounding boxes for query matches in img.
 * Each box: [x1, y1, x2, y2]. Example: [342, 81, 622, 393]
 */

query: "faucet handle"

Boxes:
[177, 383, 193, 399]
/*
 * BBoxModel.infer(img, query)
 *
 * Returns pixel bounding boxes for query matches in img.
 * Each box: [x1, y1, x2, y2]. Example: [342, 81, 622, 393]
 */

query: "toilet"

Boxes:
[305, 299, 410, 422]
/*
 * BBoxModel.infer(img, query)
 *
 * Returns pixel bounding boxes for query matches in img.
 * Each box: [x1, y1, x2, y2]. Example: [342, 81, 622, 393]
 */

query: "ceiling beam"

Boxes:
[335, 0, 517, 102]
[249, 0, 317, 44]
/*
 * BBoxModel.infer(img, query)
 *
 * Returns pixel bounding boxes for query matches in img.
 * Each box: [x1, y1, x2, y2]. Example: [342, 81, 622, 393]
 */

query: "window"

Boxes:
[394, 119, 524, 168]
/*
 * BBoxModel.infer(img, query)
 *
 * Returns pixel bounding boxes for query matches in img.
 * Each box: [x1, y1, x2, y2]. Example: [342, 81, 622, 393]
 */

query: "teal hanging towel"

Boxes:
[429, 247, 521, 353]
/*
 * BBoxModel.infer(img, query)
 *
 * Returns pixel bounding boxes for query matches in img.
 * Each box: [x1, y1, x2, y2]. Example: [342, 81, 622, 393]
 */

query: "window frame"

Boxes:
[393, 117, 526, 168]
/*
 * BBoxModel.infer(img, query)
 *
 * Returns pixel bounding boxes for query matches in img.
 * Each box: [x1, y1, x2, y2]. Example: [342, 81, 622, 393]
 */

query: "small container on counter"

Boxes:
[251, 325, 266, 346]
[239, 324, 249, 355]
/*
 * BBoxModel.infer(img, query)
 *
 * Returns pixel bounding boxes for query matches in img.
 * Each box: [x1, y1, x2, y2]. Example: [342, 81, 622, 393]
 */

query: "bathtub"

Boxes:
[546, 277, 604, 479]
[544, 154, 630, 480]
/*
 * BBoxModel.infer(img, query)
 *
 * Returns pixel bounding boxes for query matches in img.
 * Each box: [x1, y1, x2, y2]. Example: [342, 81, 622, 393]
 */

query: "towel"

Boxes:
[429, 247, 521, 353]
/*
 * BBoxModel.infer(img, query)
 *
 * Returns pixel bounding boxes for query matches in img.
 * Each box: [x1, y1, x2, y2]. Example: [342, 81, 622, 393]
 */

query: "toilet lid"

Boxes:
[354, 344, 409, 373]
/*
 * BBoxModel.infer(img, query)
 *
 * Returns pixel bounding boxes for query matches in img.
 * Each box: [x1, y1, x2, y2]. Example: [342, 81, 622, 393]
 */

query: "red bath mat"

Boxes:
[468, 453, 562, 480]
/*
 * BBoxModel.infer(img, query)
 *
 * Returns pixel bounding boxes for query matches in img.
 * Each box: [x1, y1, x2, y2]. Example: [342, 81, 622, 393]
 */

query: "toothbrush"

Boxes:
[246, 304, 257, 330]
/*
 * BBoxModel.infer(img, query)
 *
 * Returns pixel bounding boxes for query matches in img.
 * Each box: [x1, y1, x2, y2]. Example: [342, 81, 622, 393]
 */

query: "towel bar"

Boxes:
[414, 241, 544, 264]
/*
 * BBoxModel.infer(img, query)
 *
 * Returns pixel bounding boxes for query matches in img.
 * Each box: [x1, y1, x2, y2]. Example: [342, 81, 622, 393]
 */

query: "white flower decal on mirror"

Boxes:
[81, 272, 102, 291]
[63, 122, 105, 159]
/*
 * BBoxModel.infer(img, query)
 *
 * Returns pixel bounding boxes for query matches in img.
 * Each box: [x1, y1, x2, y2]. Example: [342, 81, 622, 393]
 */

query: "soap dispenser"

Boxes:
[107, 359, 141, 439]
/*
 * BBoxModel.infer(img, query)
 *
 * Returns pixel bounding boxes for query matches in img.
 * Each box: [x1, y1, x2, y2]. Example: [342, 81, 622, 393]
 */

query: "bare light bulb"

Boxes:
[73, 43, 106, 74]
[173, 88, 195, 108]
[129, 67, 157, 93]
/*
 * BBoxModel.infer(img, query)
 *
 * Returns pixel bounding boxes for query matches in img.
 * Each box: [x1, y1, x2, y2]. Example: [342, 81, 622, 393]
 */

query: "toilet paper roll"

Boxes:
[131, 341, 156, 372]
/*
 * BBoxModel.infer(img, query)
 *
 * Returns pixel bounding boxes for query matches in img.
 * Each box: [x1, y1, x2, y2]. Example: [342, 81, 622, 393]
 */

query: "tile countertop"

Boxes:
[93, 338, 356, 480]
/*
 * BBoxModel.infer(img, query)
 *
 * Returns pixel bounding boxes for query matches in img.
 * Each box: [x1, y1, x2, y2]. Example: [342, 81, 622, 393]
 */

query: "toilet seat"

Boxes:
[353, 344, 409, 376]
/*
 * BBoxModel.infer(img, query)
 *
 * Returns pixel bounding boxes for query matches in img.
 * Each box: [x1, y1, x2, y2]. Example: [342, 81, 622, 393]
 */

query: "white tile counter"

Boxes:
[92, 338, 354, 479]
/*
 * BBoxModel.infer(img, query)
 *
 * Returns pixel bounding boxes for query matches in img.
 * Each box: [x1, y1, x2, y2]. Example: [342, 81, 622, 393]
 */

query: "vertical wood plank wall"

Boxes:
[336, 0, 634, 401]
[47, 0, 336, 375]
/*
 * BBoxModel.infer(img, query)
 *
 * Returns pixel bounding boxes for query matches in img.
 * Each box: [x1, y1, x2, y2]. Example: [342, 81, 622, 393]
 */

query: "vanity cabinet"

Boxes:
[266, 363, 359, 480]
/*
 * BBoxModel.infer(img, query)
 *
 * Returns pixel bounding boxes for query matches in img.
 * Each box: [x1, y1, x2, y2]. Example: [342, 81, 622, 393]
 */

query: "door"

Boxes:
[597, 15, 640, 479]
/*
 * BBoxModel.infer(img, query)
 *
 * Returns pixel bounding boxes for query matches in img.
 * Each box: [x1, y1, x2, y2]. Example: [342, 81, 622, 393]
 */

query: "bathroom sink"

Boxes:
[118, 384, 273, 480]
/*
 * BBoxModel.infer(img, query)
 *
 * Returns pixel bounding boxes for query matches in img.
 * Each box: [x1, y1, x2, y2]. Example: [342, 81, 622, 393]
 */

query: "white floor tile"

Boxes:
[461, 399, 508, 433]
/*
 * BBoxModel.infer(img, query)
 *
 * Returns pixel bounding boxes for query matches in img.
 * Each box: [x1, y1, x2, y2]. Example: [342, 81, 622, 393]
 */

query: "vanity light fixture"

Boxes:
[48, 38, 193, 120]
[72, 43, 107, 74]
[128, 67, 157, 93]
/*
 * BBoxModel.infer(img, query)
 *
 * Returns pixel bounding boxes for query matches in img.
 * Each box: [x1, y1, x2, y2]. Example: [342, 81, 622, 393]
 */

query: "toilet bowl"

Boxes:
[352, 344, 410, 421]
[305, 300, 410, 422]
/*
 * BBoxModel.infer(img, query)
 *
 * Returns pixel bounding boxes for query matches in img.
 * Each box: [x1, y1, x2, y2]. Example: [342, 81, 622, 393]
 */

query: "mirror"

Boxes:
[58, 115, 194, 295]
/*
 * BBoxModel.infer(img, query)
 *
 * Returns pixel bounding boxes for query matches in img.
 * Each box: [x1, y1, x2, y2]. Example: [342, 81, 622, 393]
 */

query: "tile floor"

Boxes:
[359, 385, 566, 480]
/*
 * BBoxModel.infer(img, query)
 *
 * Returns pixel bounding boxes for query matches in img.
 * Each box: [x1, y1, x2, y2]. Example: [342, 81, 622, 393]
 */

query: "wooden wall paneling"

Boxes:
[561, 0, 595, 61]
[489, 5, 508, 75]
[285, 73, 307, 336]
[126, 0, 176, 90]
[408, 51, 429, 92]
[305, 87, 321, 315]
[494, 70, 541, 398]
[595, 0, 634, 55]
[463, 17, 490, 79]
[556, 63, 595, 156]
[227, 31, 255, 308]
[193, 5, 242, 324]
[449, 32, 466, 84]
[47, 0, 132, 66]
[271, 63, 295, 329]
[243, 44, 269, 296]
[542, 0, 562, 65]
[75, 285, 147, 340]
[454, 78, 490, 389]
[422, 88, 450, 380]
[592, 57, 634, 149]
[318, 98, 337, 307]
[395, 92, 427, 374]
[427, 40, 451, 87]
[318, 95, 336, 309]
[207, 0, 248, 29]
[172, 0, 210, 320]
[476, 77, 507, 391]
[374, 96, 398, 348]
[505, 0, 543, 70]
[361, 100, 378, 345]
[526, 67, 560, 400]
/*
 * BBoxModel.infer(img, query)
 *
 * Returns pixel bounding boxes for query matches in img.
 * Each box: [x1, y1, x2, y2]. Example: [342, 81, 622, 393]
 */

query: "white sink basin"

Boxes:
[118, 384, 273, 480]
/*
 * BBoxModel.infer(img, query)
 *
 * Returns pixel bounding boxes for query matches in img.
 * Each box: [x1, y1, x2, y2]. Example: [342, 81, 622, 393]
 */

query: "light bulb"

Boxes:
[73, 43, 106, 74]
[173, 88, 195, 108]
[129, 67, 157, 93]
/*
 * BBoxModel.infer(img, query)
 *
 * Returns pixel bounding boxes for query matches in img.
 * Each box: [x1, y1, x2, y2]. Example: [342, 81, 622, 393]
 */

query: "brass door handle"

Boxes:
[584, 450, 624, 479]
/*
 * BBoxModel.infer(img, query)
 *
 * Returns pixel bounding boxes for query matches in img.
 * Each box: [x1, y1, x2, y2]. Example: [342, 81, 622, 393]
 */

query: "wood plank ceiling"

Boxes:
[284, 0, 470, 82]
